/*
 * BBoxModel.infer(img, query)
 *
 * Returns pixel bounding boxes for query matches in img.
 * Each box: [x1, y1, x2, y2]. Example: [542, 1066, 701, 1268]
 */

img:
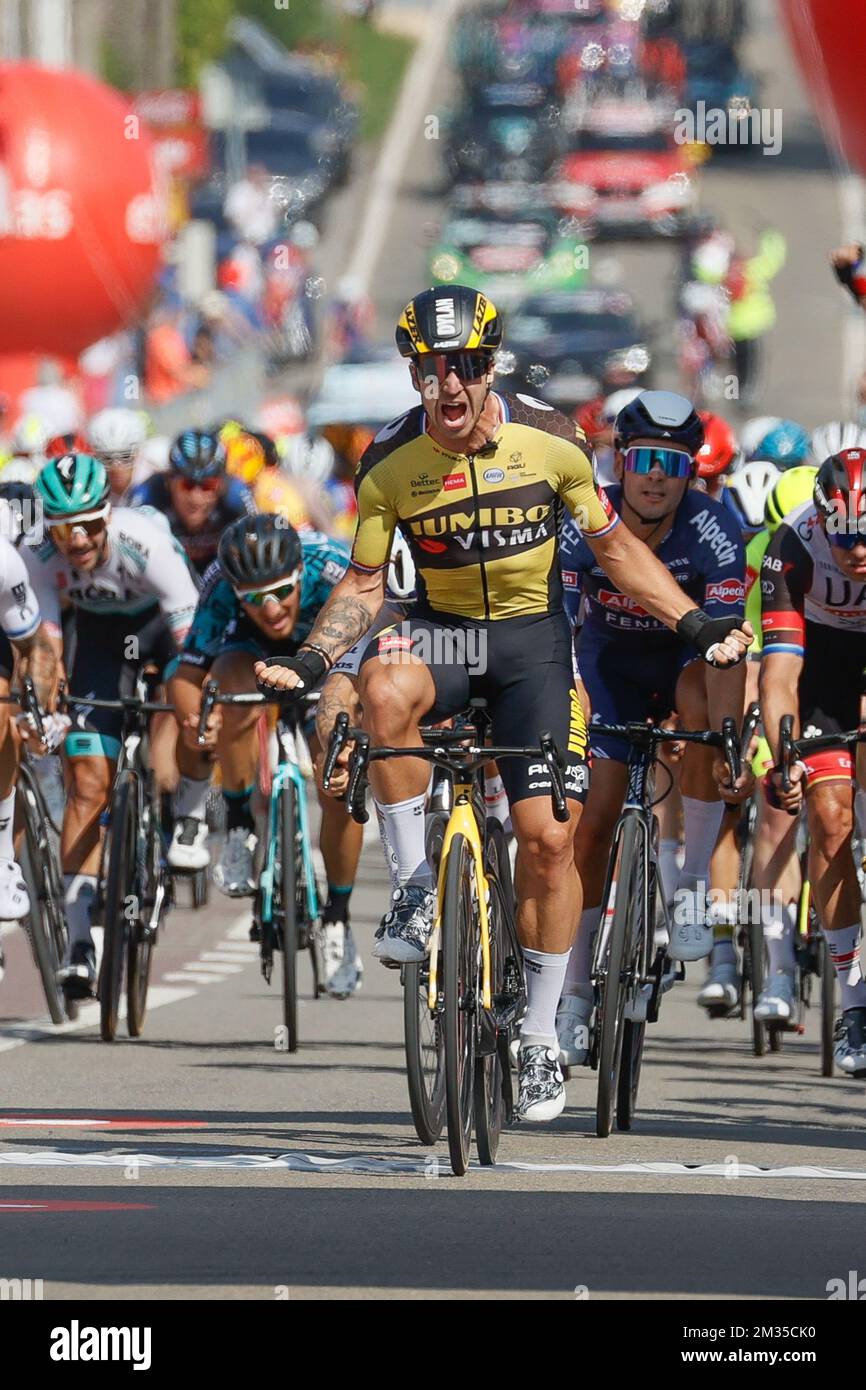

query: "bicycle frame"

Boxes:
[259, 717, 320, 927]
[428, 776, 492, 1013]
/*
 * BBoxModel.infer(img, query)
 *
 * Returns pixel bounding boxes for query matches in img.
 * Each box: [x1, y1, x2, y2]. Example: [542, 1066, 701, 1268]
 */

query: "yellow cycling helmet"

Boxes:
[395, 284, 502, 357]
[763, 464, 818, 533]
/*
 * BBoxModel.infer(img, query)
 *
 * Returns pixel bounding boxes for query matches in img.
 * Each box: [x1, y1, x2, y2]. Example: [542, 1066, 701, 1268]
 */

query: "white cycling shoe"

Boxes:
[168, 817, 210, 872]
[754, 970, 797, 1023]
[555, 994, 593, 1066]
[0, 858, 29, 920]
[668, 878, 713, 962]
[698, 957, 740, 1012]
[214, 828, 258, 897]
[318, 921, 363, 999]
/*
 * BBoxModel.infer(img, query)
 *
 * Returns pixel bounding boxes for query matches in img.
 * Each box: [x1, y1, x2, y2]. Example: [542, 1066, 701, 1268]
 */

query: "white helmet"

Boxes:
[725, 460, 781, 530]
[387, 532, 416, 601]
[602, 387, 642, 424]
[810, 420, 866, 465]
[740, 415, 781, 460]
[0, 457, 38, 485]
[281, 433, 335, 485]
[87, 407, 148, 462]
[138, 435, 171, 475]
[12, 414, 48, 457]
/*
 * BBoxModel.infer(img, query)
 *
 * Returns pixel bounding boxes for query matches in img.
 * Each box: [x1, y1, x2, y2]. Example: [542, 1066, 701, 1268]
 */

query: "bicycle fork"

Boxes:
[427, 793, 493, 1017]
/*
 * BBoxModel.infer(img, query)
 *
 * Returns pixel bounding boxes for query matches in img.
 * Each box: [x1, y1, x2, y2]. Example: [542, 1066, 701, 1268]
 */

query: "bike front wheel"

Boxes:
[19, 764, 67, 1025]
[100, 774, 137, 1042]
[596, 816, 643, 1139]
[277, 779, 299, 1052]
[442, 833, 479, 1176]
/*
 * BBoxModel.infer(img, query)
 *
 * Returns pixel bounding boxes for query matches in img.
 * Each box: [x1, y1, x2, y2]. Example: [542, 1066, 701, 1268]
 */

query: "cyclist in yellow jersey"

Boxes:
[257, 285, 752, 1121]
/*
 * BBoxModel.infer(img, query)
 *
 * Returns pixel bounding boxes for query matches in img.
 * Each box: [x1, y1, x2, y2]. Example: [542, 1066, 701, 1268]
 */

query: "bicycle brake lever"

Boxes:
[322, 711, 349, 791]
[197, 679, 218, 746]
[346, 733, 370, 824]
[721, 715, 741, 787]
[540, 730, 570, 824]
[21, 675, 45, 744]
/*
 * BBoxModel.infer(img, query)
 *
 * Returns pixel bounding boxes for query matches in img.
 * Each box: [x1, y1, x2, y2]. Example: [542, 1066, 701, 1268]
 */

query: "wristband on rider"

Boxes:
[675, 608, 743, 665]
[299, 643, 334, 673]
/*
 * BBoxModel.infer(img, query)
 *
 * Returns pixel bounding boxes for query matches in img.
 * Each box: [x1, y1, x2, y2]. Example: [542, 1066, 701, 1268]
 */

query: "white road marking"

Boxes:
[0, 987, 195, 1054]
[161, 972, 221, 986]
[0, 1150, 864, 1180]
[182, 961, 244, 975]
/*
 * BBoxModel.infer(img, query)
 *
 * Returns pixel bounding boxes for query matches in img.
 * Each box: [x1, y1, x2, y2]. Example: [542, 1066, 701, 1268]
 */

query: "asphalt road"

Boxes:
[1, 0, 864, 1303]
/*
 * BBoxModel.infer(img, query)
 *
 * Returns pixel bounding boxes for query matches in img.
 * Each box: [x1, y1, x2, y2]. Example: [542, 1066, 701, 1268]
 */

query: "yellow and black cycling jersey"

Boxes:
[351, 390, 618, 621]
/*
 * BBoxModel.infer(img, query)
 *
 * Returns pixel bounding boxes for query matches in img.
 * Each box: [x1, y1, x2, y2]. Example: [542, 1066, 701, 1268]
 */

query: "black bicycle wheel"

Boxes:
[18, 764, 66, 1025]
[820, 934, 836, 1077]
[616, 1018, 645, 1131]
[127, 795, 159, 1038]
[597, 816, 642, 1139]
[100, 774, 137, 1042]
[443, 833, 478, 1176]
[404, 959, 446, 1144]
[747, 913, 767, 1057]
[474, 820, 513, 1166]
[277, 779, 299, 1052]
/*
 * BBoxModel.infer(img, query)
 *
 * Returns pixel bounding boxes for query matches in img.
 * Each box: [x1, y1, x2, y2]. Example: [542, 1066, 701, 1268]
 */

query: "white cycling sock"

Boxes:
[826, 924, 866, 1011]
[484, 773, 509, 826]
[0, 789, 15, 858]
[563, 905, 600, 1000]
[679, 797, 724, 882]
[762, 898, 797, 975]
[175, 775, 210, 822]
[522, 948, 570, 1047]
[64, 873, 97, 950]
[658, 838, 681, 904]
[374, 793, 433, 888]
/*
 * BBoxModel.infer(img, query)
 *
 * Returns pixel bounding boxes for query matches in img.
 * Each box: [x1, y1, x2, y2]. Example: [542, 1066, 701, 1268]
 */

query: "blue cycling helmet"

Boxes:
[751, 419, 811, 469]
[614, 389, 704, 456]
[169, 429, 227, 481]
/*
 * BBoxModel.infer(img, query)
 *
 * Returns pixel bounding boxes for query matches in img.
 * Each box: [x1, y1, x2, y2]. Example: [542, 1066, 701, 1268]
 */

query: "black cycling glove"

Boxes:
[256, 648, 329, 699]
[676, 609, 745, 667]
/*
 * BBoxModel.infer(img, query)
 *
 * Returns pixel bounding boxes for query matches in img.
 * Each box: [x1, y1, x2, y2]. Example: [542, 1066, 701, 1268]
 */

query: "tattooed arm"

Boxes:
[256, 565, 385, 692]
[14, 624, 61, 712]
[314, 672, 362, 798]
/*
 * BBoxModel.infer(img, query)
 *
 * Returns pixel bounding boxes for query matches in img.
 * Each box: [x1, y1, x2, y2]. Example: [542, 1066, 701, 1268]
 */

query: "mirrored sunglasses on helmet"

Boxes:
[417, 350, 492, 383]
[45, 507, 110, 542]
[176, 475, 222, 494]
[623, 445, 693, 479]
[233, 569, 301, 607]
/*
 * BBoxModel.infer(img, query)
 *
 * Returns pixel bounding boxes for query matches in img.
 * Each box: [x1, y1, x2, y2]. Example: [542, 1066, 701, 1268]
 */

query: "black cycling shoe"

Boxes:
[57, 942, 97, 1001]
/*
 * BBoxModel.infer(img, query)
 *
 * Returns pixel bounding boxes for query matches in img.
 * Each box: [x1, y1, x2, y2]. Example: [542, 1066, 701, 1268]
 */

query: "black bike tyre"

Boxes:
[747, 913, 767, 1057]
[279, 779, 299, 1053]
[616, 1018, 646, 1131]
[19, 765, 66, 1025]
[474, 822, 511, 1166]
[820, 934, 836, 1077]
[443, 833, 477, 1176]
[100, 775, 136, 1043]
[127, 795, 160, 1038]
[596, 817, 642, 1139]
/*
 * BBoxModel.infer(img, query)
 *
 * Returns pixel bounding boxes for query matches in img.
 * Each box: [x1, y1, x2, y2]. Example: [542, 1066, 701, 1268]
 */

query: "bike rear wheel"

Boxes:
[100, 775, 137, 1042]
[616, 1018, 645, 1132]
[596, 816, 643, 1139]
[443, 833, 478, 1176]
[747, 913, 767, 1057]
[19, 764, 67, 1025]
[127, 794, 159, 1038]
[474, 820, 513, 1166]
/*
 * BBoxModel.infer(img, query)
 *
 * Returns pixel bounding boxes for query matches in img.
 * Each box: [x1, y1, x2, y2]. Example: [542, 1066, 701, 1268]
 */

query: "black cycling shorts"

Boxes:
[64, 606, 176, 759]
[359, 609, 589, 806]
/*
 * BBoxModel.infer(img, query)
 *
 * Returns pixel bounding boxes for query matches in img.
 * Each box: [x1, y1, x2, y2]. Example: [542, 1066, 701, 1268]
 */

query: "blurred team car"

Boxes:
[444, 82, 564, 184]
[553, 124, 699, 238]
[428, 204, 588, 308]
[495, 288, 653, 409]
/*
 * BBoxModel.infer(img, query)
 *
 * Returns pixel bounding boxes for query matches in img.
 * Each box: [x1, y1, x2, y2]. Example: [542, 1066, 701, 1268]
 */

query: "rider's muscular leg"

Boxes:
[569, 758, 628, 997]
[169, 666, 213, 784]
[210, 651, 261, 795]
[513, 797, 582, 955]
[0, 677, 18, 800]
[359, 658, 438, 888]
[62, 754, 114, 875]
[309, 732, 363, 891]
[674, 664, 723, 890]
[808, 780, 866, 1011]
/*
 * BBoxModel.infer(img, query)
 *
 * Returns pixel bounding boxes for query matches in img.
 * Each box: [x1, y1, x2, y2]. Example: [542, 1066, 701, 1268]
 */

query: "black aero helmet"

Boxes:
[169, 429, 227, 481]
[218, 513, 303, 589]
[614, 389, 705, 456]
[395, 284, 503, 357]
